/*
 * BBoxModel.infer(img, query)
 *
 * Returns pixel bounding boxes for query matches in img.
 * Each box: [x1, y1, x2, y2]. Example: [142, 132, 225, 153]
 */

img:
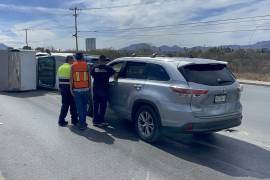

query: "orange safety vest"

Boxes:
[72, 61, 90, 89]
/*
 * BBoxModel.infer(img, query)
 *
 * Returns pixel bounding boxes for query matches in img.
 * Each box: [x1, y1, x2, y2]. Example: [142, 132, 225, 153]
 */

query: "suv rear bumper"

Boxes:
[162, 115, 242, 134]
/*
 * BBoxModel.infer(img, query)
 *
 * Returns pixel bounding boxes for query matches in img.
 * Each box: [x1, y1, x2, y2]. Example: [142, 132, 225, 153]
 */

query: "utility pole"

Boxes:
[24, 28, 29, 47]
[70, 7, 81, 52]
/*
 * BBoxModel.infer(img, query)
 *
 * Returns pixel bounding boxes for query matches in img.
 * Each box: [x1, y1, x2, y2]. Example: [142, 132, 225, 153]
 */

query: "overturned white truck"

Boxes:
[0, 49, 37, 91]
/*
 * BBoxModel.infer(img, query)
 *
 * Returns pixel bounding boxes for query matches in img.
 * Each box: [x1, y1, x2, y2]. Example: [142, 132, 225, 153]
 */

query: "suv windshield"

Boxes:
[179, 64, 235, 86]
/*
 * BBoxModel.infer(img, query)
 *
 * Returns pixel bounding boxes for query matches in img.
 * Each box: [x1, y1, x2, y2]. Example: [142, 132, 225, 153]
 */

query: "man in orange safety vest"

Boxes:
[70, 52, 91, 130]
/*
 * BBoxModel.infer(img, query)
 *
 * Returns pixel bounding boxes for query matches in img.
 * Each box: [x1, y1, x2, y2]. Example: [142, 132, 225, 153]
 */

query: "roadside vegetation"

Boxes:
[35, 46, 270, 81]
[84, 47, 270, 82]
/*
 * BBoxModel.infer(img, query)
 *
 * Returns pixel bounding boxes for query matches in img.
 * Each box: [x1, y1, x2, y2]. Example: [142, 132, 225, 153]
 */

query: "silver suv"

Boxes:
[107, 57, 243, 142]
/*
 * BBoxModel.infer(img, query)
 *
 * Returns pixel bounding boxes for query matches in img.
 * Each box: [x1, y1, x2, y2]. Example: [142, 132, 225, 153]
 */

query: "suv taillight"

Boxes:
[236, 84, 243, 99]
[170, 86, 208, 95]
[237, 84, 244, 93]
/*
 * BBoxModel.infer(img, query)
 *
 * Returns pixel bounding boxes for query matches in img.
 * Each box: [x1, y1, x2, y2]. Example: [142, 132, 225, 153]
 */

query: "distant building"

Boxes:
[85, 38, 96, 51]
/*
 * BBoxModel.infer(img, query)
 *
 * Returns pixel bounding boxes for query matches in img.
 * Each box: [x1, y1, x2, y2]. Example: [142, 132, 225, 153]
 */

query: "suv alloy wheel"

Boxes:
[135, 105, 161, 143]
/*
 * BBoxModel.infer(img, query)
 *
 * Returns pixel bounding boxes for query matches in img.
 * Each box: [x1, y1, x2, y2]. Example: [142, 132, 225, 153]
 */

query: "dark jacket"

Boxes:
[91, 64, 115, 96]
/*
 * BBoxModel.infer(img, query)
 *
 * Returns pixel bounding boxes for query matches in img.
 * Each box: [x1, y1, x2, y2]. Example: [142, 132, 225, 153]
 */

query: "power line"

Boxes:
[79, 18, 270, 34]
[81, 0, 175, 10]
[80, 28, 270, 39]
[28, 23, 73, 30]
[10, 29, 270, 49]
[83, 2, 145, 10]
[79, 14, 270, 33]
[31, 26, 74, 31]
[115, 28, 270, 38]
[0, 0, 174, 14]
[1, 25, 74, 35]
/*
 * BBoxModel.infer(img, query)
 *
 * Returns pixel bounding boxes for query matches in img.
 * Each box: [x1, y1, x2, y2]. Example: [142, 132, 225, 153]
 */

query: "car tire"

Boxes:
[134, 105, 161, 143]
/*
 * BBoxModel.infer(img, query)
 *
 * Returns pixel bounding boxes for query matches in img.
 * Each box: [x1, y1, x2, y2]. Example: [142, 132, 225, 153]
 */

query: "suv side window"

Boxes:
[146, 63, 170, 81]
[111, 62, 124, 73]
[110, 62, 125, 78]
[123, 62, 147, 79]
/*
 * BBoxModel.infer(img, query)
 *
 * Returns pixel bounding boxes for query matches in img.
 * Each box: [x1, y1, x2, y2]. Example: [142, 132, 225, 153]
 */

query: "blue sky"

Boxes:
[1, 0, 270, 50]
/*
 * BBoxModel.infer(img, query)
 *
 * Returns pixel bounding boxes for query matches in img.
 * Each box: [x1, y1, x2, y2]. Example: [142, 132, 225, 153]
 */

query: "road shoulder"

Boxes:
[238, 79, 270, 87]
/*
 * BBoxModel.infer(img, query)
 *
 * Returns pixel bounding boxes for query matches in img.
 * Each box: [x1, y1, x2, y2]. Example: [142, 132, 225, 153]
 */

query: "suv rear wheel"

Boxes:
[135, 105, 161, 143]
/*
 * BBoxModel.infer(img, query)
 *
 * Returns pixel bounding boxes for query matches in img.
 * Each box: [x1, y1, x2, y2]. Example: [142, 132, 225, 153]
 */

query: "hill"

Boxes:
[0, 43, 8, 50]
[121, 41, 270, 52]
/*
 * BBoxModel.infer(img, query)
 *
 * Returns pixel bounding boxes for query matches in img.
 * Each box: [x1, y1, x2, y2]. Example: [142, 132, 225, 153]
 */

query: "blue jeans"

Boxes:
[73, 91, 89, 127]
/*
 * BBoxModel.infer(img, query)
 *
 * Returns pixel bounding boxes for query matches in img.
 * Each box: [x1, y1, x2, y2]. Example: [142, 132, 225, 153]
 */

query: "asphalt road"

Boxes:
[0, 84, 270, 180]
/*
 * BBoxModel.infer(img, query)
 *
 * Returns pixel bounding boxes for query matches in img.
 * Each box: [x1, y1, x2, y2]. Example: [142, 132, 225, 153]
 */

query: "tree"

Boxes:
[22, 46, 32, 50]
[45, 49, 51, 55]
[35, 47, 45, 52]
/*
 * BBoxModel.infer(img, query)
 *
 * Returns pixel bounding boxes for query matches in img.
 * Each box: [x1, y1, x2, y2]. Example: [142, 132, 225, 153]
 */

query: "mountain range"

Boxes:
[120, 41, 270, 52]
[0, 43, 8, 50]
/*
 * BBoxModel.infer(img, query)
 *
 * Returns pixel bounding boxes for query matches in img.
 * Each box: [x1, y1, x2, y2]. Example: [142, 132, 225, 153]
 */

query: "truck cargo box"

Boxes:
[0, 49, 36, 91]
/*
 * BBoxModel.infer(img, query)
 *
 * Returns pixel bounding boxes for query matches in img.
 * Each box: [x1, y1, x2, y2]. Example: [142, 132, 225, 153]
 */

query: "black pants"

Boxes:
[58, 85, 78, 123]
[93, 92, 108, 124]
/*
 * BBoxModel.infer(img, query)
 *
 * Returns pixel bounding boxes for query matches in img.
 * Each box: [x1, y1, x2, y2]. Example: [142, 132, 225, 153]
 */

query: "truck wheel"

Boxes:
[135, 105, 161, 143]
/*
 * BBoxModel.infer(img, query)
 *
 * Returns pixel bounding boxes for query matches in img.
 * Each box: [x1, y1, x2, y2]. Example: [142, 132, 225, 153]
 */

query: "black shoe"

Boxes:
[76, 123, 87, 130]
[94, 122, 109, 127]
[93, 122, 100, 127]
[100, 122, 109, 126]
[71, 120, 79, 125]
[58, 121, 68, 127]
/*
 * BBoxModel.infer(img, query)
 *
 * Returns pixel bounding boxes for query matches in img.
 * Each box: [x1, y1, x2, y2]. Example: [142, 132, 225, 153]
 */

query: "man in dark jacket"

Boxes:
[91, 55, 115, 126]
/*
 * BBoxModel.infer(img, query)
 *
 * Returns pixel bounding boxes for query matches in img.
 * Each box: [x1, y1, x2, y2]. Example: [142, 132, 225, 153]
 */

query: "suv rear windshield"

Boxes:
[179, 64, 235, 86]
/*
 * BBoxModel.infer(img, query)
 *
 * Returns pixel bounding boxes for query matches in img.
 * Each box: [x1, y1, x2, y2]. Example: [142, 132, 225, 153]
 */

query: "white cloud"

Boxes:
[1, 0, 270, 49]
[0, 3, 68, 15]
[72, 0, 270, 48]
[0, 34, 18, 43]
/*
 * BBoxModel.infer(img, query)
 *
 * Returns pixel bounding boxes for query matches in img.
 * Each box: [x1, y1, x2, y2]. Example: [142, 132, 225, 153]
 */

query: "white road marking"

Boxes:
[238, 131, 249, 136]
[146, 171, 150, 180]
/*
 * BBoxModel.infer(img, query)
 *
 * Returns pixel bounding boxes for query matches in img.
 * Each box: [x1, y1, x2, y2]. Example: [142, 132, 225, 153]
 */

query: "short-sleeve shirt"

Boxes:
[91, 64, 115, 96]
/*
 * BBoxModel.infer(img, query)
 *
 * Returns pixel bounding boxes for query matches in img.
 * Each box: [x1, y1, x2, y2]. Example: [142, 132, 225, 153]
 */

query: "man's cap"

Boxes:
[66, 55, 74, 62]
[75, 52, 84, 60]
[99, 55, 106, 60]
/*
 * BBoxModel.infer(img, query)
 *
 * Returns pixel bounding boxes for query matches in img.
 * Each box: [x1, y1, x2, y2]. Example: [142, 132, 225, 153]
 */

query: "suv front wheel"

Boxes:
[135, 105, 161, 143]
